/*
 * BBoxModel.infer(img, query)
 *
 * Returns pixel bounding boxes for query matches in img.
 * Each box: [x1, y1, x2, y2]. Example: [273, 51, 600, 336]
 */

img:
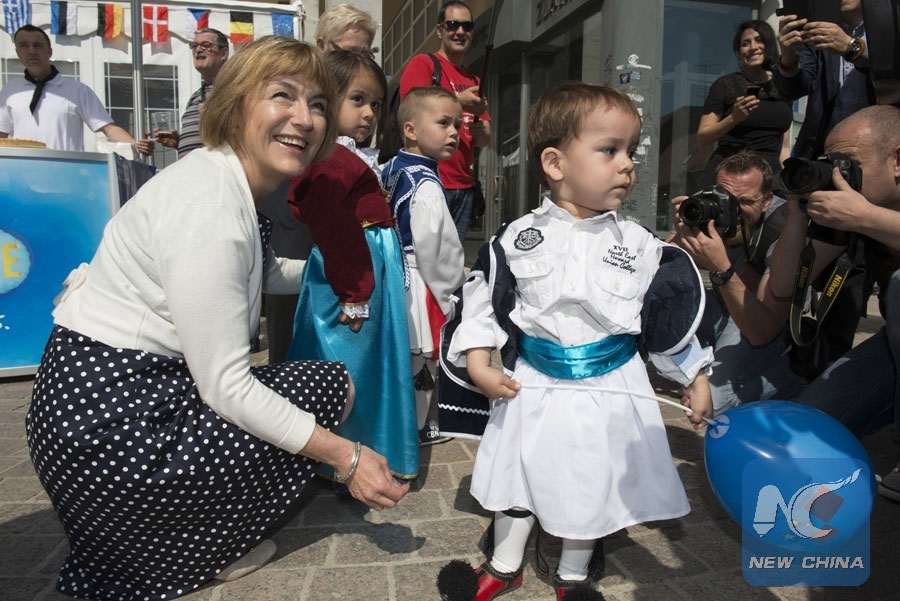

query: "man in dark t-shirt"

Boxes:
[399, 1, 490, 243]
[773, 0, 875, 159]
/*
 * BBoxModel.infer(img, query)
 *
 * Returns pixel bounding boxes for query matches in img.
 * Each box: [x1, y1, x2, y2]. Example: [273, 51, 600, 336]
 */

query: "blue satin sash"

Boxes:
[517, 333, 638, 380]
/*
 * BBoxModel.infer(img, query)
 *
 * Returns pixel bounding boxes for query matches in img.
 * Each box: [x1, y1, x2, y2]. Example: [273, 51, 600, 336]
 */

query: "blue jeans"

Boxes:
[697, 291, 806, 414]
[793, 269, 900, 437]
[445, 187, 474, 244]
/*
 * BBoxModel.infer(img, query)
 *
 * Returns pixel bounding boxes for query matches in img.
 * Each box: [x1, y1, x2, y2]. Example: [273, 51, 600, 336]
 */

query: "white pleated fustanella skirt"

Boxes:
[470, 354, 691, 540]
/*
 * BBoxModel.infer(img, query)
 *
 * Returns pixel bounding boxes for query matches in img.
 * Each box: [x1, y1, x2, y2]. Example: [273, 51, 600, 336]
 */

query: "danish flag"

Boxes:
[142, 5, 168, 42]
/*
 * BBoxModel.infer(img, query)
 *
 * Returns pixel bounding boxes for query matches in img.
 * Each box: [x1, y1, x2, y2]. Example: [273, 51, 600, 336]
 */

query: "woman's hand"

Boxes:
[299, 426, 408, 510]
[802, 21, 853, 56]
[731, 94, 759, 123]
[345, 445, 409, 510]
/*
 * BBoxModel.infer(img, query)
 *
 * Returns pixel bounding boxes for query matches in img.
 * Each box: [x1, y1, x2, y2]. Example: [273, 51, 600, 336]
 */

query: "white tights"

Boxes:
[489, 510, 595, 581]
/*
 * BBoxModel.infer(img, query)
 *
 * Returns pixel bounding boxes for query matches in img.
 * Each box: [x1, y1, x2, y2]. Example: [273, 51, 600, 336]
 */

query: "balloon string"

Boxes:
[527, 384, 718, 426]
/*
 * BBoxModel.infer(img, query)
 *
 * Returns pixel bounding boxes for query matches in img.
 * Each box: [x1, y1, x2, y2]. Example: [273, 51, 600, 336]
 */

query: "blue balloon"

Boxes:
[704, 401, 875, 549]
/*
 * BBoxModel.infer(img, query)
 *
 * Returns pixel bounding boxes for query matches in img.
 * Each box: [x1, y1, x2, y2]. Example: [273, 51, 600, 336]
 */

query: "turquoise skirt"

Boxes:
[287, 227, 419, 479]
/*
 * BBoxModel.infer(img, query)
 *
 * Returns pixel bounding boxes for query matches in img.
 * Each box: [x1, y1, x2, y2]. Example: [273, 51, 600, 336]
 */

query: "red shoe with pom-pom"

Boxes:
[474, 562, 523, 600]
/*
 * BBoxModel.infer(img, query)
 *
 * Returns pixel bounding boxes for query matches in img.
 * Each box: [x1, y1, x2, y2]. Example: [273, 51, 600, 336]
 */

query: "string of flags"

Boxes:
[5, 2, 294, 42]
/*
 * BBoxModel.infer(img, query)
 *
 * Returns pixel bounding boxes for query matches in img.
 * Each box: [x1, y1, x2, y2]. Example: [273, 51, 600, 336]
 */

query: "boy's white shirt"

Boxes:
[446, 195, 713, 386]
[408, 178, 466, 316]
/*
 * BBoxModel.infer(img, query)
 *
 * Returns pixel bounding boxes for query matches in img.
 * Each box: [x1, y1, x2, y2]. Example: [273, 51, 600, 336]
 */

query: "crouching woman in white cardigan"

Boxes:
[25, 36, 408, 601]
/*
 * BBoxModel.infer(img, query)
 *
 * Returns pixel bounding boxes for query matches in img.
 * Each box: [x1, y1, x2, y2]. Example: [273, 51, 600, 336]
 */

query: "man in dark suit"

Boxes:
[774, 0, 876, 159]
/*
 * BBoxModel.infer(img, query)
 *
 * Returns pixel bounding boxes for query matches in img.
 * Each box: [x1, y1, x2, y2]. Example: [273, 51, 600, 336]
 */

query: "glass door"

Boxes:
[656, 0, 756, 232]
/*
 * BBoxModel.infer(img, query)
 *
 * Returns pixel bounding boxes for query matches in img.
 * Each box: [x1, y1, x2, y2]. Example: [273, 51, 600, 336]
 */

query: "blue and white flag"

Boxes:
[272, 13, 293, 37]
[51, 1, 77, 36]
[2, 0, 31, 33]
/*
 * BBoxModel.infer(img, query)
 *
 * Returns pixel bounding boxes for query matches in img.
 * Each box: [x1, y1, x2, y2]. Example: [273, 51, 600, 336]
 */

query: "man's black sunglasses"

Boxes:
[442, 20, 475, 33]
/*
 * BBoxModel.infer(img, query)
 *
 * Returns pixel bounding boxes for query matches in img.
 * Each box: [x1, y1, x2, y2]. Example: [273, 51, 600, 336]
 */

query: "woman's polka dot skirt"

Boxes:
[24, 215, 346, 600]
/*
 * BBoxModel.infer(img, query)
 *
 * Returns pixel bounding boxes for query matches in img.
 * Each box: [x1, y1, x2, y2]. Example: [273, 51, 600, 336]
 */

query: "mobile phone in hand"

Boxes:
[746, 85, 762, 98]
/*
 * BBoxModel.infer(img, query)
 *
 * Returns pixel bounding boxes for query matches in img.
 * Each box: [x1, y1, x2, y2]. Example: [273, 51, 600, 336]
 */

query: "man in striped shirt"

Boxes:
[174, 28, 229, 157]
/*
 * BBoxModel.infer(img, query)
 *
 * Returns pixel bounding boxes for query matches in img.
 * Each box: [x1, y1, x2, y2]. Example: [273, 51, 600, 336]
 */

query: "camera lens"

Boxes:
[680, 199, 705, 225]
[781, 158, 836, 195]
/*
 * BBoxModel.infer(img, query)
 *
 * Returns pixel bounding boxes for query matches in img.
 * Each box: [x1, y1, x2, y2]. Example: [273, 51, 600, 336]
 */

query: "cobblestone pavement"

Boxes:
[2, 308, 898, 600]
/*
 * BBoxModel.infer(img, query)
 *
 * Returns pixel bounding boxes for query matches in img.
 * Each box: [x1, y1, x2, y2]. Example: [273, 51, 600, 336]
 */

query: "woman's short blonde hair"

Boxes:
[316, 4, 376, 48]
[200, 36, 337, 164]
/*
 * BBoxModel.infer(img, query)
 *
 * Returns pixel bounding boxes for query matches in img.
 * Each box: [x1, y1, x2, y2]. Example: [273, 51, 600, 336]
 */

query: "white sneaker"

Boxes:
[214, 539, 277, 582]
[878, 463, 900, 503]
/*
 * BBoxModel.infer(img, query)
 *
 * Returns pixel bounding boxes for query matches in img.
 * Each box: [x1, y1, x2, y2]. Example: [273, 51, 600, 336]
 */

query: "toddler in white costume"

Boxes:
[437, 83, 714, 601]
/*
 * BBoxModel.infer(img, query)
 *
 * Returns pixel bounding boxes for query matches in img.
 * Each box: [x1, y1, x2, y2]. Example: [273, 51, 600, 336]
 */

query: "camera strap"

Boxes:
[789, 236, 856, 347]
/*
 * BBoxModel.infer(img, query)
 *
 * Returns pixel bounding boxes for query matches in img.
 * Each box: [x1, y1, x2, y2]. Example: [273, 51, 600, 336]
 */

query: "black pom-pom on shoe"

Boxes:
[561, 585, 605, 601]
[437, 559, 479, 601]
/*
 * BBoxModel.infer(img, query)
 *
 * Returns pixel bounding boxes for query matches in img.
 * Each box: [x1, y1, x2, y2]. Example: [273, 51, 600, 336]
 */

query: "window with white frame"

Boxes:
[2, 58, 80, 84]
[104, 63, 179, 167]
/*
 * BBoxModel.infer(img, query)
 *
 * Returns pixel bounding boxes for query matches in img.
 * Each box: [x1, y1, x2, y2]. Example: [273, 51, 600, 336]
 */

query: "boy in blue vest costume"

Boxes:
[436, 82, 714, 600]
[381, 87, 467, 446]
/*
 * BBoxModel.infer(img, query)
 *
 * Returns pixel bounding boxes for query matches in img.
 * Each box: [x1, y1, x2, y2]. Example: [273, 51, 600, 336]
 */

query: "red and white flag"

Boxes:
[142, 5, 168, 42]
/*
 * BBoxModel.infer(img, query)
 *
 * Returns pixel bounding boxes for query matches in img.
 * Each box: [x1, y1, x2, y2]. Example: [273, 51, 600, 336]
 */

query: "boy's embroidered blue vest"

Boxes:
[380, 150, 444, 253]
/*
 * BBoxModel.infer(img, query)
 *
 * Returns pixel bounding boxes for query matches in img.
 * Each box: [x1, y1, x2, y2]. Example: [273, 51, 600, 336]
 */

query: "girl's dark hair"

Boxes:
[325, 49, 389, 147]
[733, 20, 779, 71]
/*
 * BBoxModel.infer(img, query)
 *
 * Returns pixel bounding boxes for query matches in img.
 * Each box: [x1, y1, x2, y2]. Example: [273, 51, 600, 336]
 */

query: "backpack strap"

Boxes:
[428, 53, 442, 87]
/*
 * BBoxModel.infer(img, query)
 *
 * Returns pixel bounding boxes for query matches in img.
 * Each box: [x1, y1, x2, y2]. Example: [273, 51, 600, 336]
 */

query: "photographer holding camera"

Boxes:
[768, 105, 900, 500]
[670, 151, 806, 413]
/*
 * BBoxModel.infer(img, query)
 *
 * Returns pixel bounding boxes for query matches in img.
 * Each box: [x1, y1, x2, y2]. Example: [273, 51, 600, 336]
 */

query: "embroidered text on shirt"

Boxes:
[602, 245, 637, 274]
[514, 227, 544, 251]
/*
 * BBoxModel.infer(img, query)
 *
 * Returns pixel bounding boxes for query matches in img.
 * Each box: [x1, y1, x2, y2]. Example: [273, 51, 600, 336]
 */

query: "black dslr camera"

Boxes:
[780, 153, 863, 196]
[678, 186, 740, 239]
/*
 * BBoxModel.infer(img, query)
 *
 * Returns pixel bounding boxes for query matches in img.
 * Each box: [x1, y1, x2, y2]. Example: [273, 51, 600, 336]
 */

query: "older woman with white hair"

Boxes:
[25, 36, 408, 600]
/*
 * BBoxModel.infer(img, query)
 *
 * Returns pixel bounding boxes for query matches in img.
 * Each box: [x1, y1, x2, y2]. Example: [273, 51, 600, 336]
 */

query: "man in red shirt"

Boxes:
[399, 1, 491, 243]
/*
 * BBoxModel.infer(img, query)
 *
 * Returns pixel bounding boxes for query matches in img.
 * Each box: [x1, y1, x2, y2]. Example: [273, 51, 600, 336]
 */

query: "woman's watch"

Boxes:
[844, 37, 864, 62]
[709, 265, 736, 286]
